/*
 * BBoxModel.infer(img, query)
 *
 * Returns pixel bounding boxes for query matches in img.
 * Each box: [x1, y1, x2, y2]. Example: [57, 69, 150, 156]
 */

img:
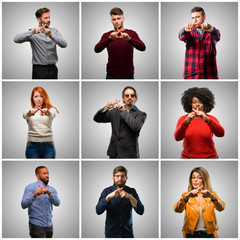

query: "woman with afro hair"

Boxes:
[174, 87, 224, 158]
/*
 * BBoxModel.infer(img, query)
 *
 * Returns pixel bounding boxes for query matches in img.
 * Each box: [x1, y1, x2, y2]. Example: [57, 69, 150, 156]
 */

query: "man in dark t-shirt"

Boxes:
[94, 7, 146, 79]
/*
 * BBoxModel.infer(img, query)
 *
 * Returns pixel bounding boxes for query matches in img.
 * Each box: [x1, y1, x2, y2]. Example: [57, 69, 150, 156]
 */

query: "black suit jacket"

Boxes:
[94, 106, 147, 158]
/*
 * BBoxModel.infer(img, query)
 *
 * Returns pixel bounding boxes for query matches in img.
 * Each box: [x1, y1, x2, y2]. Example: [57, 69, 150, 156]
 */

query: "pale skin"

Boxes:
[183, 171, 217, 206]
[105, 171, 137, 207]
[109, 14, 131, 42]
[185, 11, 214, 32]
[104, 88, 137, 113]
[28, 91, 51, 116]
[33, 168, 52, 198]
[184, 96, 210, 124]
[34, 12, 52, 37]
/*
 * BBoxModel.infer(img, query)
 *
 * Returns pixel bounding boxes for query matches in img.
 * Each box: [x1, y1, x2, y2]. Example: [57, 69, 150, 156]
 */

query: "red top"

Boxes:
[174, 114, 224, 158]
[94, 29, 146, 78]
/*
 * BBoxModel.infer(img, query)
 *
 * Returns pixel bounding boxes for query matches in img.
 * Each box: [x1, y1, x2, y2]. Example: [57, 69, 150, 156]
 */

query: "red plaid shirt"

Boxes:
[179, 27, 220, 79]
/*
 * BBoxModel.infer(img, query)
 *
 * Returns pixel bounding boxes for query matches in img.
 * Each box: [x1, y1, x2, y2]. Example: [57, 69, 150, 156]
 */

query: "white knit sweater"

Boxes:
[23, 108, 57, 142]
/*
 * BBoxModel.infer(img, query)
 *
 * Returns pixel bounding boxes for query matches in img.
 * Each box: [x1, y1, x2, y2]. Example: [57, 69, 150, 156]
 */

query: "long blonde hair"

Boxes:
[188, 167, 213, 192]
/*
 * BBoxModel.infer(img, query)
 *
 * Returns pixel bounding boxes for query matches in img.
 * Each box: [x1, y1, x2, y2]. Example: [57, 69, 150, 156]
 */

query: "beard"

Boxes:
[114, 179, 126, 188]
[40, 176, 49, 185]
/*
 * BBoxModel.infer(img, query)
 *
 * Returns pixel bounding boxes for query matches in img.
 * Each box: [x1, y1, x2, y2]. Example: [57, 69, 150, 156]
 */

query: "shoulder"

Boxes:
[103, 30, 113, 36]
[178, 114, 188, 121]
[125, 29, 136, 34]
[48, 184, 57, 191]
[25, 182, 36, 190]
[206, 114, 219, 121]
[135, 107, 146, 115]
[181, 192, 188, 196]
[125, 185, 138, 193]
[102, 185, 115, 193]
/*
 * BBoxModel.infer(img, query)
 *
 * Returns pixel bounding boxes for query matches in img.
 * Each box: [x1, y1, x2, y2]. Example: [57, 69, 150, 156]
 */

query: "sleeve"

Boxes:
[49, 187, 60, 206]
[212, 193, 225, 212]
[120, 110, 147, 132]
[96, 189, 108, 215]
[207, 116, 225, 137]
[21, 185, 35, 209]
[50, 28, 67, 48]
[93, 107, 111, 123]
[128, 32, 146, 51]
[23, 109, 31, 120]
[49, 108, 57, 119]
[132, 188, 144, 215]
[178, 27, 191, 43]
[211, 27, 220, 43]
[174, 116, 189, 141]
[173, 193, 188, 213]
[14, 29, 35, 43]
[94, 33, 112, 53]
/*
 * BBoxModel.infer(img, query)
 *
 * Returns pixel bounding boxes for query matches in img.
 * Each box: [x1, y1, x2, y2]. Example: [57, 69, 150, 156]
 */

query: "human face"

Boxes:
[33, 91, 43, 108]
[191, 171, 203, 189]
[112, 171, 128, 188]
[122, 88, 136, 107]
[37, 168, 49, 185]
[192, 97, 204, 111]
[38, 12, 51, 27]
[191, 11, 206, 27]
[111, 14, 125, 30]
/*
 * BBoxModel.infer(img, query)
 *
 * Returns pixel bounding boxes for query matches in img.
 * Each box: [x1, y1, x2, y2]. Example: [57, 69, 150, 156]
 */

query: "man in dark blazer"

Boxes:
[94, 86, 146, 158]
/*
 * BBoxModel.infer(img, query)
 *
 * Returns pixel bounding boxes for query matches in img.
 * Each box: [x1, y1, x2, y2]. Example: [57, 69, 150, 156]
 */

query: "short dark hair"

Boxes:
[113, 166, 128, 176]
[191, 6, 205, 17]
[110, 7, 124, 16]
[35, 8, 50, 18]
[181, 87, 215, 113]
[122, 86, 138, 99]
[35, 166, 47, 175]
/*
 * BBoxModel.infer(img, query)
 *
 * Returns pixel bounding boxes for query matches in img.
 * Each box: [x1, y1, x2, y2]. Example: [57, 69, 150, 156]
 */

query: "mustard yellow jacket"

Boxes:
[173, 192, 225, 238]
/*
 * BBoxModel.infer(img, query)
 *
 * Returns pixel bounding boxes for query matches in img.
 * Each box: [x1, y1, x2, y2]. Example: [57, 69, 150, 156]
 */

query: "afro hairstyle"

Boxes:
[181, 87, 215, 113]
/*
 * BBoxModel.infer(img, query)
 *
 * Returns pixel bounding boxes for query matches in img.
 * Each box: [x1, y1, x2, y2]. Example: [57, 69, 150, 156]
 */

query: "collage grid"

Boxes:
[0, 0, 239, 239]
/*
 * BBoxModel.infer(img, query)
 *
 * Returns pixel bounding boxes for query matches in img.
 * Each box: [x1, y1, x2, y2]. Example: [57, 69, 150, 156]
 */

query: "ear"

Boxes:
[203, 15, 206, 21]
[112, 176, 114, 181]
[122, 97, 125, 104]
[126, 176, 128, 181]
[123, 16, 125, 22]
[135, 97, 138, 103]
[37, 17, 41, 24]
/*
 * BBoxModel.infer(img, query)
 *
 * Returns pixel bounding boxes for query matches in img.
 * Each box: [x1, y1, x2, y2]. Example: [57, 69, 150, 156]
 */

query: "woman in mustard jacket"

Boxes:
[173, 167, 225, 238]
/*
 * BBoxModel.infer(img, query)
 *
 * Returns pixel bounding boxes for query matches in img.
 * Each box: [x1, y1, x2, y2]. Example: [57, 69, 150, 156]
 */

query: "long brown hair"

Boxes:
[30, 87, 59, 114]
[188, 167, 213, 192]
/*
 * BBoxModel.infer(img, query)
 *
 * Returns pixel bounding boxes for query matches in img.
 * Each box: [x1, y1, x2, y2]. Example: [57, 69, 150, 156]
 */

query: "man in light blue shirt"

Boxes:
[14, 8, 67, 79]
[21, 166, 60, 238]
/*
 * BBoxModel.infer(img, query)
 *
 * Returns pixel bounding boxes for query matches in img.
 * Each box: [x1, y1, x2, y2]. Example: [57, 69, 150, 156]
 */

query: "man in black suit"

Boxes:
[94, 86, 146, 158]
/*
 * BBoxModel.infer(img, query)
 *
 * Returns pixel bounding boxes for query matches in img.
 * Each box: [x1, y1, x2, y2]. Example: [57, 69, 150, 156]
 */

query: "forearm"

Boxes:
[96, 198, 108, 215]
[93, 107, 111, 123]
[14, 29, 34, 43]
[207, 118, 224, 137]
[173, 196, 187, 213]
[211, 27, 220, 42]
[129, 37, 146, 51]
[174, 120, 188, 141]
[120, 111, 146, 132]
[50, 31, 67, 48]
[178, 28, 191, 42]
[94, 36, 112, 53]
[21, 195, 34, 209]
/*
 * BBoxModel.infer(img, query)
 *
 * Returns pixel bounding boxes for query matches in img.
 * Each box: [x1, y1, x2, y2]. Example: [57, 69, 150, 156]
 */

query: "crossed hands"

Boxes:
[185, 109, 210, 124]
[185, 21, 213, 32]
[33, 183, 51, 198]
[104, 99, 126, 112]
[34, 24, 52, 37]
[109, 29, 131, 41]
[28, 107, 51, 116]
[106, 187, 132, 202]
[184, 185, 217, 202]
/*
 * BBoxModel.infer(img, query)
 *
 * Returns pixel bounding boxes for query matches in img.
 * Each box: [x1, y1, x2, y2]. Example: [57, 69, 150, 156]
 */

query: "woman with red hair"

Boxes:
[23, 86, 59, 158]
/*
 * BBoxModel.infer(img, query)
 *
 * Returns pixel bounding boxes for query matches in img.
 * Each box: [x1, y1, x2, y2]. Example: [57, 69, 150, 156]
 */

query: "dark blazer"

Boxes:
[94, 106, 147, 158]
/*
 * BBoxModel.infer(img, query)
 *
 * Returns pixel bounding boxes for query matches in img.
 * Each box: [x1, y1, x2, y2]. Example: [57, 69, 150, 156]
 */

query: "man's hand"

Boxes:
[116, 103, 126, 111]
[33, 183, 51, 198]
[185, 22, 196, 32]
[184, 112, 196, 124]
[104, 99, 120, 111]
[184, 185, 203, 201]
[119, 32, 131, 41]
[201, 22, 213, 32]
[109, 30, 120, 40]
[192, 109, 210, 122]
[34, 26, 43, 34]
[43, 25, 52, 37]
[106, 187, 123, 202]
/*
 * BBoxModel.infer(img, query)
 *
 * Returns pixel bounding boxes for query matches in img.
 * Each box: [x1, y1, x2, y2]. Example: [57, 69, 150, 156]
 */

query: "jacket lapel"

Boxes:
[188, 197, 199, 214]
[201, 197, 211, 212]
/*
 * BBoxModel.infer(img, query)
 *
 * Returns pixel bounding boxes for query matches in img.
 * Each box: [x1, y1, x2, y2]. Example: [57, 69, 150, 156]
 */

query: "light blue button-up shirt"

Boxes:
[14, 27, 67, 65]
[21, 180, 60, 227]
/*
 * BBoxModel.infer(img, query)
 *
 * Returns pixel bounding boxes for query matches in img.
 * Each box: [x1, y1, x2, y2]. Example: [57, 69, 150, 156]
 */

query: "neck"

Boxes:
[115, 26, 125, 32]
[125, 104, 134, 112]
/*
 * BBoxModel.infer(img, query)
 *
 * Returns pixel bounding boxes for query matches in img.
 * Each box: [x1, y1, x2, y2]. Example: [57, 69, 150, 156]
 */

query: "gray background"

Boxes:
[161, 161, 238, 238]
[2, 161, 79, 238]
[161, 81, 238, 158]
[161, 2, 238, 79]
[82, 2, 159, 79]
[82, 161, 159, 238]
[2, 2, 79, 79]
[82, 81, 159, 158]
[2, 82, 79, 158]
